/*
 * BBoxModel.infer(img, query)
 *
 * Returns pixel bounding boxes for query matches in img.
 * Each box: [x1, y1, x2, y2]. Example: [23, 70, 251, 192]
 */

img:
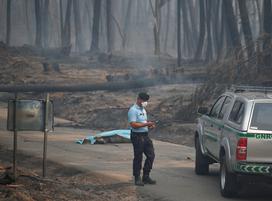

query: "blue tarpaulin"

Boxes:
[76, 129, 131, 144]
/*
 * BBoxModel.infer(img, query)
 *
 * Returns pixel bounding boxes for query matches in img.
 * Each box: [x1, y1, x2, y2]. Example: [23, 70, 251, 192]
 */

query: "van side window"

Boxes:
[218, 97, 232, 119]
[210, 96, 225, 118]
[229, 101, 245, 124]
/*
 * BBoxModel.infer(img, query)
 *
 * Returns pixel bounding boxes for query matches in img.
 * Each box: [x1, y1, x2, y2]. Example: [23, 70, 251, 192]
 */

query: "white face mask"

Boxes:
[141, 101, 148, 107]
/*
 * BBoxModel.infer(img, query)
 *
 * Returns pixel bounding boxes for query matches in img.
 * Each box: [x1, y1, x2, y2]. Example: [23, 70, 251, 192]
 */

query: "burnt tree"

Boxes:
[35, 0, 42, 47]
[61, 0, 72, 55]
[238, 0, 254, 58]
[73, 0, 84, 52]
[106, 0, 115, 53]
[6, 0, 11, 45]
[194, 0, 205, 60]
[177, 0, 181, 66]
[90, 0, 101, 52]
[263, 0, 272, 66]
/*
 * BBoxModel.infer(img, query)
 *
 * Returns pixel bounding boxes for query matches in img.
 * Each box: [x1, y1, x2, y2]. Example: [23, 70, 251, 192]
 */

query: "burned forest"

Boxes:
[0, 0, 272, 201]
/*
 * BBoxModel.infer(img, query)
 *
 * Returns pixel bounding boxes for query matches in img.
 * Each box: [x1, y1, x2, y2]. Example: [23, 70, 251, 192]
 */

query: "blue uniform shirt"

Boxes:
[128, 103, 148, 133]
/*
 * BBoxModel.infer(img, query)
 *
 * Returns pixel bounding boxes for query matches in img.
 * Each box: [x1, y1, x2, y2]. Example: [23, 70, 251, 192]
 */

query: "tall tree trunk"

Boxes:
[61, 0, 72, 55]
[222, 0, 241, 50]
[6, 0, 11, 45]
[177, 0, 182, 66]
[181, 1, 193, 57]
[194, 0, 206, 60]
[122, 0, 133, 49]
[263, 0, 272, 66]
[187, 0, 198, 51]
[42, 0, 49, 48]
[255, 0, 262, 34]
[73, 0, 84, 52]
[24, 0, 32, 44]
[205, 0, 213, 62]
[238, 0, 254, 58]
[106, 0, 115, 53]
[152, 0, 161, 55]
[35, 0, 42, 47]
[212, 0, 221, 59]
[163, 1, 170, 53]
[90, 0, 101, 52]
[217, 0, 226, 61]
[59, 0, 64, 47]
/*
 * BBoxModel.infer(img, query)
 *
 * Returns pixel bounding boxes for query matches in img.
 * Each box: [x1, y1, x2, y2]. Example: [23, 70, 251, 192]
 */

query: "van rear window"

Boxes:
[250, 103, 272, 131]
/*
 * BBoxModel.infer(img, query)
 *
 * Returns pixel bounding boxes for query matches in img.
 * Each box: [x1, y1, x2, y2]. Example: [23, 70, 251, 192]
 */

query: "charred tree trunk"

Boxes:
[238, 0, 254, 58]
[60, 0, 64, 46]
[194, 0, 205, 60]
[42, 0, 49, 48]
[163, 1, 170, 53]
[73, 0, 84, 52]
[90, 0, 101, 52]
[61, 0, 72, 55]
[263, 0, 272, 66]
[212, 0, 221, 59]
[222, 0, 241, 51]
[6, 0, 11, 45]
[177, 0, 182, 66]
[106, 0, 115, 53]
[153, 0, 161, 55]
[24, 0, 32, 44]
[181, 1, 193, 57]
[35, 0, 42, 48]
[217, 0, 226, 61]
[205, 0, 213, 62]
[122, 0, 133, 49]
[187, 0, 198, 51]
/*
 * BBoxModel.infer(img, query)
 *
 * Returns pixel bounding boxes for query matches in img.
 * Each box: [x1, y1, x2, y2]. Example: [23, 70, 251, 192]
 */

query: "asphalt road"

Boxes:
[0, 126, 272, 201]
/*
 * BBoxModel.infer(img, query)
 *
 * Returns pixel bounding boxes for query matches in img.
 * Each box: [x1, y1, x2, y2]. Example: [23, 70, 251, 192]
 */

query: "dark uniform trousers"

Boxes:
[131, 131, 155, 177]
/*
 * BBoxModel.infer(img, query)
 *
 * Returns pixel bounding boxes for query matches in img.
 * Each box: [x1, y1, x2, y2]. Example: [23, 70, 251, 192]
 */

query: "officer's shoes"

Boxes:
[134, 176, 144, 186]
[142, 175, 156, 185]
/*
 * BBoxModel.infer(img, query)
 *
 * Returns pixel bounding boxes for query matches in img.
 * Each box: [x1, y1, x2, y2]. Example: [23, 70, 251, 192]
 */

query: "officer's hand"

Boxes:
[149, 124, 156, 129]
[147, 121, 155, 128]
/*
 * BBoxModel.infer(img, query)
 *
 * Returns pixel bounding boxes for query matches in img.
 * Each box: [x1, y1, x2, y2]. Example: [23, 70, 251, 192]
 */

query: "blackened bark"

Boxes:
[153, 0, 161, 55]
[43, 0, 49, 48]
[222, 0, 241, 50]
[90, 0, 101, 52]
[238, 0, 254, 58]
[177, 0, 182, 66]
[106, 0, 115, 53]
[6, 0, 11, 45]
[35, 0, 42, 47]
[263, 0, 272, 65]
[181, 0, 193, 57]
[205, 0, 213, 62]
[122, 0, 133, 49]
[73, 0, 84, 52]
[194, 0, 205, 60]
[61, 0, 72, 55]
[163, 1, 170, 53]
[60, 0, 64, 42]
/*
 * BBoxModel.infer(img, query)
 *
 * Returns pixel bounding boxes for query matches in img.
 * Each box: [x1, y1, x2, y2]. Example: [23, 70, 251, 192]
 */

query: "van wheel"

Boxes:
[220, 155, 238, 197]
[195, 138, 209, 175]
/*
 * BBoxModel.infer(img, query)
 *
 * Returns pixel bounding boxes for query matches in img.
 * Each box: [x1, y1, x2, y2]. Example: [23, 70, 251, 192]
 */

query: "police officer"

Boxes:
[128, 92, 156, 186]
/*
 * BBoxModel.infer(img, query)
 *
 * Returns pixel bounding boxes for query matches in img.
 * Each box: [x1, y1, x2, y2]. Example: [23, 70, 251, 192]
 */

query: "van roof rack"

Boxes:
[230, 85, 272, 94]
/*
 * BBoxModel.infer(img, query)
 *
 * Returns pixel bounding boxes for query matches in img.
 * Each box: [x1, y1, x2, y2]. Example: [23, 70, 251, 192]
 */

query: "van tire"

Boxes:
[220, 155, 238, 197]
[195, 137, 209, 175]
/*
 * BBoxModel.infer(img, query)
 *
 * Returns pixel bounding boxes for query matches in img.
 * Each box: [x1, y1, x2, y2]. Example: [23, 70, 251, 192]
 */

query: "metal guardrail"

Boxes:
[0, 80, 161, 93]
[230, 85, 272, 93]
